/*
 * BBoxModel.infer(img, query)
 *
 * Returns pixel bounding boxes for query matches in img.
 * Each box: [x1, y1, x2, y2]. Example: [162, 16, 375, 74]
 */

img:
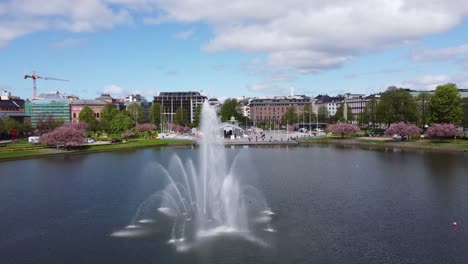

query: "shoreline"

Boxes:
[298, 138, 468, 153]
[0, 140, 195, 162]
[1, 137, 467, 162]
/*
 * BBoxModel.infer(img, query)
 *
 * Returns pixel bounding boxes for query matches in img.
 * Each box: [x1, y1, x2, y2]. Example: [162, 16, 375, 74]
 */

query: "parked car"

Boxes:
[84, 138, 95, 143]
[110, 138, 122, 143]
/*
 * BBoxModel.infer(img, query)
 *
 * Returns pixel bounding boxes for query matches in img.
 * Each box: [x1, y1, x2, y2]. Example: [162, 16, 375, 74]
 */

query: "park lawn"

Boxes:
[84, 139, 194, 151]
[409, 139, 468, 149]
[0, 149, 59, 159]
[0, 139, 194, 161]
[299, 136, 468, 151]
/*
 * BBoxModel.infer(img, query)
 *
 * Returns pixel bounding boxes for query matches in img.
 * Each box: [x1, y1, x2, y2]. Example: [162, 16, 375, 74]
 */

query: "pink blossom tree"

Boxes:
[328, 123, 360, 138]
[135, 123, 157, 132]
[426, 123, 457, 140]
[287, 124, 297, 131]
[122, 130, 135, 139]
[170, 124, 191, 134]
[384, 122, 421, 141]
[40, 125, 86, 149]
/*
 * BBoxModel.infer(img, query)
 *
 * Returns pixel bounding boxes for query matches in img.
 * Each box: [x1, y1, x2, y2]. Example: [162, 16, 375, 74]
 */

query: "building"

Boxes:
[25, 92, 71, 127]
[237, 97, 251, 119]
[96, 93, 125, 110]
[70, 99, 107, 123]
[0, 90, 27, 121]
[154, 91, 207, 124]
[314, 95, 344, 117]
[124, 94, 152, 121]
[249, 95, 311, 125]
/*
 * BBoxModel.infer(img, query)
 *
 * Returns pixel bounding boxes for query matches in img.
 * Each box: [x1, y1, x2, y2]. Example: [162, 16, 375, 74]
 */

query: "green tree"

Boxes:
[110, 111, 133, 133]
[2, 117, 20, 134]
[359, 99, 378, 128]
[303, 104, 317, 126]
[376, 86, 418, 125]
[126, 103, 144, 125]
[220, 99, 242, 122]
[149, 102, 162, 126]
[174, 107, 189, 126]
[101, 103, 118, 122]
[192, 104, 203, 127]
[462, 98, 468, 129]
[334, 103, 354, 122]
[317, 106, 328, 123]
[36, 114, 63, 135]
[78, 105, 97, 128]
[416, 92, 432, 128]
[282, 106, 298, 125]
[428, 83, 463, 124]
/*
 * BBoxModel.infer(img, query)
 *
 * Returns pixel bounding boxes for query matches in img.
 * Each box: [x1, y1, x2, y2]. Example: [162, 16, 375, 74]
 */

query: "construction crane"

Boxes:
[24, 71, 69, 99]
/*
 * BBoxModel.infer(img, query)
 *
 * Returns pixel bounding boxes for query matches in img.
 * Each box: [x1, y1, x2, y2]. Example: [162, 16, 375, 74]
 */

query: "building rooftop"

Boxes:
[71, 99, 108, 106]
[30, 93, 69, 104]
[0, 99, 25, 109]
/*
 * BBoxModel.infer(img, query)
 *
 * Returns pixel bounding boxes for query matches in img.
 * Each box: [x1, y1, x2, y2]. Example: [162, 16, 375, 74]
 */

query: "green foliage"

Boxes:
[334, 103, 354, 123]
[192, 104, 203, 127]
[78, 106, 97, 127]
[317, 106, 328, 123]
[428, 83, 463, 124]
[416, 92, 431, 127]
[149, 102, 162, 126]
[376, 86, 418, 125]
[282, 106, 298, 124]
[1, 117, 19, 134]
[301, 103, 316, 124]
[462, 98, 468, 129]
[110, 111, 133, 133]
[100, 103, 118, 122]
[36, 114, 63, 135]
[126, 103, 145, 124]
[220, 99, 242, 122]
[174, 107, 189, 126]
[359, 99, 378, 128]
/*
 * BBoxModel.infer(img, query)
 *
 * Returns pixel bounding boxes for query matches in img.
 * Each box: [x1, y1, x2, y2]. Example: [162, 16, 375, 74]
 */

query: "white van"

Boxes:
[28, 136, 40, 144]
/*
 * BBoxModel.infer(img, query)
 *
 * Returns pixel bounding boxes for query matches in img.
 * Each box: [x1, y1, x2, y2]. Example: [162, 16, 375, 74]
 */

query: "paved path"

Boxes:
[157, 130, 327, 146]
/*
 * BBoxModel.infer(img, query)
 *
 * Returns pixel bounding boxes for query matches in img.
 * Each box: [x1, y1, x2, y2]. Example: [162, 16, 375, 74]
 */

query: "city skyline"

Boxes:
[1, 1, 468, 101]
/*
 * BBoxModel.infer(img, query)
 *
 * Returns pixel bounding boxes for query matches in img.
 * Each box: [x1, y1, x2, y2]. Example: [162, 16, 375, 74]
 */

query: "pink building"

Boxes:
[70, 99, 107, 123]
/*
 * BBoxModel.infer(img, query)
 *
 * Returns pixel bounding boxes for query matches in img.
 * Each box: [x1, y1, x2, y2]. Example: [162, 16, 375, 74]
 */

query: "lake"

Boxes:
[0, 145, 467, 264]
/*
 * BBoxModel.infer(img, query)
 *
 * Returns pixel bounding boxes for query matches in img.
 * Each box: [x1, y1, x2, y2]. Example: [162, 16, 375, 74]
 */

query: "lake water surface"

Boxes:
[1, 145, 467, 264]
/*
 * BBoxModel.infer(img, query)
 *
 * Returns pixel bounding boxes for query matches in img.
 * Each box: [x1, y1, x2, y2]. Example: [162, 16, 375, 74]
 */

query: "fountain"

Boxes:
[111, 102, 274, 251]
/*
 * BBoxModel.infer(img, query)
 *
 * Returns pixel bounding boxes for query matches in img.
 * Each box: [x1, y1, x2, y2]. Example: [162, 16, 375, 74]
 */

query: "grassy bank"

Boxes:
[298, 136, 468, 152]
[0, 139, 195, 161]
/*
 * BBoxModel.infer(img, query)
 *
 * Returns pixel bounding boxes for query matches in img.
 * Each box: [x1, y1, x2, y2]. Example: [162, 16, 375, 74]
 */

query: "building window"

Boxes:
[73, 113, 76, 118]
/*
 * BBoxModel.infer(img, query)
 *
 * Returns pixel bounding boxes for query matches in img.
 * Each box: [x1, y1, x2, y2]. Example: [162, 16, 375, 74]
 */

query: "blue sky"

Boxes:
[1, 0, 468, 101]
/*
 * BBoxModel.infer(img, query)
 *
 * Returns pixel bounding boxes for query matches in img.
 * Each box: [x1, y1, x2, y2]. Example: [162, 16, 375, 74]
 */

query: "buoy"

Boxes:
[453, 222, 458, 227]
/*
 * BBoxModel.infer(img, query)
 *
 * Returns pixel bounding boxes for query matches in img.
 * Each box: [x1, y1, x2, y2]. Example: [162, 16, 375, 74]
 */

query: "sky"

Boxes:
[1, 0, 468, 101]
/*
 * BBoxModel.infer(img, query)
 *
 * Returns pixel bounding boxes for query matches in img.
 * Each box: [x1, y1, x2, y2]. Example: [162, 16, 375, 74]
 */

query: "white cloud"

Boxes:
[174, 30, 194, 40]
[2, 0, 468, 75]
[103, 84, 126, 96]
[246, 82, 290, 95]
[399, 73, 468, 90]
[0, 0, 133, 47]
[411, 44, 468, 62]
[153, 0, 468, 72]
[103, 84, 159, 99]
